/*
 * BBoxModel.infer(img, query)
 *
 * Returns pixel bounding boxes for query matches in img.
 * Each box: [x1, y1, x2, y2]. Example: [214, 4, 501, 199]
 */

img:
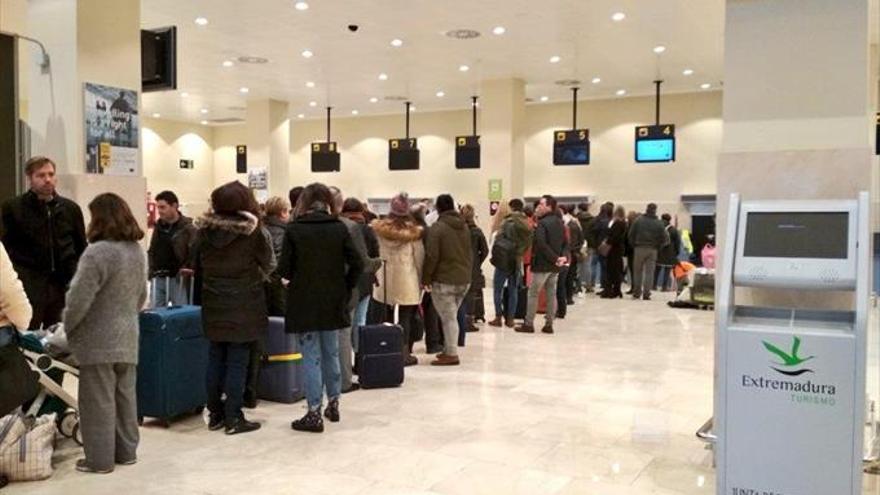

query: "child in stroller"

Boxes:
[17, 324, 82, 446]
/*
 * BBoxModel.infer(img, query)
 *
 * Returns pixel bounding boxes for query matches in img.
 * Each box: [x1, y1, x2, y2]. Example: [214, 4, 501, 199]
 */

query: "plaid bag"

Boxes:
[0, 413, 56, 481]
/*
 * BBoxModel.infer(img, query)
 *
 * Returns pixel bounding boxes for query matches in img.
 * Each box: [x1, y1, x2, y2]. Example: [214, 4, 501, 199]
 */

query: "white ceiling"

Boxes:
[141, 0, 724, 125]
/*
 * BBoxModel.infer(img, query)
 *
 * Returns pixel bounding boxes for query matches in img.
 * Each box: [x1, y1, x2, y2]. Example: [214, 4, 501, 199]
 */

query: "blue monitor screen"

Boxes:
[636, 138, 675, 163]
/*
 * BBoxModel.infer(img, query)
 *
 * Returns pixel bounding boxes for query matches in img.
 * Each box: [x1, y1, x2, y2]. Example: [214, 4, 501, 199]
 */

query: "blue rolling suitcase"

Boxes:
[137, 305, 208, 425]
[258, 317, 304, 403]
[357, 261, 405, 389]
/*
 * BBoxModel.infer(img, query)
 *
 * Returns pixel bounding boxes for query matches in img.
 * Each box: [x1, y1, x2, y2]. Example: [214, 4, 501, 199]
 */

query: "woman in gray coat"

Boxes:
[63, 193, 147, 474]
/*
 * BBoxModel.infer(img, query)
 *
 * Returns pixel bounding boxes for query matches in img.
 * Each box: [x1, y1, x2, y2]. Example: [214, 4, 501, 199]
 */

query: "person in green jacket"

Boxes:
[489, 199, 531, 328]
[422, 194, 473, 366]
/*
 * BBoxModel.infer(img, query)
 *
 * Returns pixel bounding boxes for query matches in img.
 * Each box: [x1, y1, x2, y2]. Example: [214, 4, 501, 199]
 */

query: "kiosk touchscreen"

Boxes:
[715, 193, 869, 495]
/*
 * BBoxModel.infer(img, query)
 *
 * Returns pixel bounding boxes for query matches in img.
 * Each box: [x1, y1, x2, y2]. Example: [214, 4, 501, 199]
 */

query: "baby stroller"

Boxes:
[17, 326, 82, 446]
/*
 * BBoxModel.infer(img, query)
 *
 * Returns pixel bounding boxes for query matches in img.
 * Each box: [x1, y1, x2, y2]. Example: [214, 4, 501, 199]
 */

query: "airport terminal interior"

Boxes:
[1, 0, 879, 494]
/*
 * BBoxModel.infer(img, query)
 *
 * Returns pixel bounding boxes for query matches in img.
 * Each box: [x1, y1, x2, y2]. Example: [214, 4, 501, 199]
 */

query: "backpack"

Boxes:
[490, 234, 516, 272]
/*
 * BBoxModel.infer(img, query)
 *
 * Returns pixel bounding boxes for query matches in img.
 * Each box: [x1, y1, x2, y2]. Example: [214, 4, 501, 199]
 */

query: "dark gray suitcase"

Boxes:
[357, 260, 404, 389]
[257, 317, 304, 403]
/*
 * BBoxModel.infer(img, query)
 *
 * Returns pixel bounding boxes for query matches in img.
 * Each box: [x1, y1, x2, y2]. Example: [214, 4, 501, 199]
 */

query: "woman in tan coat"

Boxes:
[0, 242, 32, 335]
[371, 193, 424, 365]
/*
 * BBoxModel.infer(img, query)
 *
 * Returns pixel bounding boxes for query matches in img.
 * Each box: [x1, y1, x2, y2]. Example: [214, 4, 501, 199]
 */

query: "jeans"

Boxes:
[632, 247, 658, 298]
[298, 331, 342, 411]
[578, 251, 593, 289]
[352, 296, 370, 353]
[525, 271, 559, 327]
[432, 283, 470, 357]
[589, 254, 604, 289]
[492, 268, 519, 319]
[207, 341, 252, 425]
[655, 266, 672, 291]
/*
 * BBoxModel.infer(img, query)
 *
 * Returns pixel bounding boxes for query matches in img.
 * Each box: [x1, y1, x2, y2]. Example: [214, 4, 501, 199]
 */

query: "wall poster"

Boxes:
[84, 82, 140, 175]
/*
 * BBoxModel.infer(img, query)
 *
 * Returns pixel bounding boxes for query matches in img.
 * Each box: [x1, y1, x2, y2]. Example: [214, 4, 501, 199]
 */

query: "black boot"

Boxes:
[225, 416, 261, 435]
[324, 399, 340, 423]
[292, 409, 325, 433]
[208, 412, 225, 431]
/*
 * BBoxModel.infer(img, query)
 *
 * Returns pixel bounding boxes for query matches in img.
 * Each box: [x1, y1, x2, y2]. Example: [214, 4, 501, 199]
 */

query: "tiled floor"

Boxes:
[6, 290, 878, 494]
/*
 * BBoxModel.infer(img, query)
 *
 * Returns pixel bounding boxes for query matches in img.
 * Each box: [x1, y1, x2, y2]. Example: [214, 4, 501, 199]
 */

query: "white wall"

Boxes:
[148, 91, 723, 229]
[142, 117, 215, 217]
[525, 91, 723, 222]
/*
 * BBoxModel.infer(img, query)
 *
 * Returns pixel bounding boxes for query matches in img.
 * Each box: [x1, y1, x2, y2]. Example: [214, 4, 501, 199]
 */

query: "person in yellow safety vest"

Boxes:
[679, 228, 694, 261]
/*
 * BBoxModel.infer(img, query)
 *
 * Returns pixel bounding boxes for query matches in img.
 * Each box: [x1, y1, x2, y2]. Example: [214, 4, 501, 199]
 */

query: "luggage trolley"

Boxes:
[713, 193, 870, 495]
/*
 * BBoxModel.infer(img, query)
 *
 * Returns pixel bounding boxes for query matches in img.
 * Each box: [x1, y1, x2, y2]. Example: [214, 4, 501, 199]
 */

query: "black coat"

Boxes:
[1, 191, 86, 285]
[279, 210, 364, 333]
[468, 223, 489, 289]
[531, 212, 568, 273]
[194, 212, 275, 343]
[607, 219, 627, 258]
[658, 224, 682, 266]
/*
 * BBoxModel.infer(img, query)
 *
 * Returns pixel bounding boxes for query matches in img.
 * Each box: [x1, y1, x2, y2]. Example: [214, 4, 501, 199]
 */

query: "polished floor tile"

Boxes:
[5, 289, 878, 494]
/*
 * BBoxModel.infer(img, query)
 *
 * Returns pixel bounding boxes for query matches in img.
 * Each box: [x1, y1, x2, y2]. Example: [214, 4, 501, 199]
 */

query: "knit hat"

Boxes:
[389, 192, 410, 217]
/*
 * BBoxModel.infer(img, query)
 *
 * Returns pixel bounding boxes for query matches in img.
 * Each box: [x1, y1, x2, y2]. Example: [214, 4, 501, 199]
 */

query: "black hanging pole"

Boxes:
[326, 107, 332, 143]
[471, 96, 478, 136]
[654, 80, 663, 126]
[571, 87, 579, 130]
[405, 101, 411, 139]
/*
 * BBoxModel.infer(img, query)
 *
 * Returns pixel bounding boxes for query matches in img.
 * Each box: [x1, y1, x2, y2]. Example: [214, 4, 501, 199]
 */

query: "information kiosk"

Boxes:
[715, 192, 870, 495]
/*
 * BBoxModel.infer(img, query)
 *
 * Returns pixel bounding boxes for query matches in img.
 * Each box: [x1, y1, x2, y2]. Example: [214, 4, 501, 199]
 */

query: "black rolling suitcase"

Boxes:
[357, 261, 405, 389]
[472, 287, 486, 322]
[258, 317, 304, 403]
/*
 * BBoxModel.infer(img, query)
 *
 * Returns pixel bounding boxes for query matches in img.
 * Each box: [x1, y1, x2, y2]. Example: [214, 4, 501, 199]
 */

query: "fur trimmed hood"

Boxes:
[371, 217, 423, 244]
[196, 211, 260, 248]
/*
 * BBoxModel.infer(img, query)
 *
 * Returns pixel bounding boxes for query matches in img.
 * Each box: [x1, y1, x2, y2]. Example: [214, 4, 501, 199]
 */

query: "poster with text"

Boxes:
[84, 82, 140, 175]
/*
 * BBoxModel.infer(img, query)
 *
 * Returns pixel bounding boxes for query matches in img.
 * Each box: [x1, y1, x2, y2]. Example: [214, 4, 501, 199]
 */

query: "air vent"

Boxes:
[237, 56, 269, 64]
[524, 97, 535, 103]
[445, 29, 481, 40]
[555, 79, 581, 87]
[227, 106, 246, 111]
[209, 117, 245, 124]
[384, 95, 408, 102]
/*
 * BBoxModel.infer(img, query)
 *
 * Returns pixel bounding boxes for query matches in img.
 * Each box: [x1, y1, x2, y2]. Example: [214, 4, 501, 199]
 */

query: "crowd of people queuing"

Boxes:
[0, 155, 693, 475]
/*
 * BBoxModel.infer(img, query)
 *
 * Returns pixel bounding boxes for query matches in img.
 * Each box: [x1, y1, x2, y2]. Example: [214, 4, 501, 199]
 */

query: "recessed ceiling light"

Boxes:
[305, 81, 315, 88]
[616, 89, 627, 96]
[591, 77, 601, 84]
[390, 38, 403, 47]
[180, 92, 189, 97]
[200, 108, 209, 114]
[540, 96, 549, 102]
[683, 69, 694, 76]
[239, 87, 249, 94]
[410, 106, 416, 111]
[492, 26, 506, 35]
[194, 17, 209, 26]
[459, 65, 469, 72]
[294, 1, 309, 11]
[151, 113, 161, 118]
[297, 113, 305, 119]
[549, 55, 561, 63]
[222, 60, 234, 68]
[309, 101, 317, 107]
[653, 45, 666, 54]
[301, 49, 313, 58]
[436, 91, 445, 98]
[700, 83, 711, 90]
[378, 73, 389, 80]
[369, 97, 379, 103]
[612, 12, 626, 22]
[200, 120, 209, 125]
[351, 109, 359, 115]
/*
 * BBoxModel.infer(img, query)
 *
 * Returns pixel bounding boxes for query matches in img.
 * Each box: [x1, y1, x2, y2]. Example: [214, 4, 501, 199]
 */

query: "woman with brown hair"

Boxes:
[195, 181, 275, 435]
[279, 183, 363, 432]
[62, 193, 147, 474]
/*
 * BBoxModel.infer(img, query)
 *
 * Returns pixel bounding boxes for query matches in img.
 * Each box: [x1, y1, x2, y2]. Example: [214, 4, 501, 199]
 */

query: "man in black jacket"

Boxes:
[516, 195, 568, 335]
[1, 156, 86, 328]
[147, 190, 198, 306]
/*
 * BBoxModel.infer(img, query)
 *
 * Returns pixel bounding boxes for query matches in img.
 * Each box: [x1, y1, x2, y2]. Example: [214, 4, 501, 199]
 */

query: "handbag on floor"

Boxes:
[0, 413, 56, 481]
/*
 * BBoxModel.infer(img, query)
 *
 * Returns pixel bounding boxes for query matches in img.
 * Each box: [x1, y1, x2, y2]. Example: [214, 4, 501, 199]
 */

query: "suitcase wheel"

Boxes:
[137, 416, 144, 426]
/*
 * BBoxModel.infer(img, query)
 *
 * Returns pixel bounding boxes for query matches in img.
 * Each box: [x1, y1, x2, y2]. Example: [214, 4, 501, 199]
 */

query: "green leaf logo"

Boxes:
[763, 336, 815, 376]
